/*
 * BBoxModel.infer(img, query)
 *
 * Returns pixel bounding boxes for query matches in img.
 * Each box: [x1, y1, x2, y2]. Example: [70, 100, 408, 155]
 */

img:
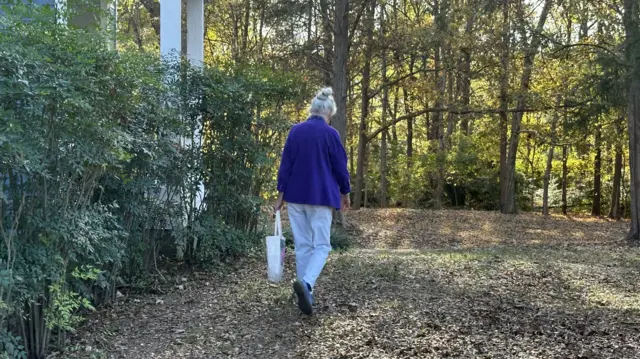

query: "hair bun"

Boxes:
[317, 87, 333, 100]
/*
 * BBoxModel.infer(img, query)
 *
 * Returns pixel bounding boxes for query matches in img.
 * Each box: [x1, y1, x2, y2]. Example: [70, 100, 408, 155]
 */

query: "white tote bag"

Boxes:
[266, 211, 286, 283]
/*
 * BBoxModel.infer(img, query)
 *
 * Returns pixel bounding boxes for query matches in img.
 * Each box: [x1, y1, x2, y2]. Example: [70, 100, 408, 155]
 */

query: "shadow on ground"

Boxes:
[67, 210, 640, 359]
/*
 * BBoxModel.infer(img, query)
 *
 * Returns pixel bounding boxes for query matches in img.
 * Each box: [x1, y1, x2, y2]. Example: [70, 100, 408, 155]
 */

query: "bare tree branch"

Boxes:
[349, 0, 368, 39]
[365, 101, 597, 143]
[368, 68, 437, 99]
[552, 42, 625, 61]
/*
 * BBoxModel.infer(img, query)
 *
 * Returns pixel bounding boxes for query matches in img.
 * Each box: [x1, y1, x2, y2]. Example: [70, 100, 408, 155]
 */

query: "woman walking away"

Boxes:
[274, 87, 351, 316]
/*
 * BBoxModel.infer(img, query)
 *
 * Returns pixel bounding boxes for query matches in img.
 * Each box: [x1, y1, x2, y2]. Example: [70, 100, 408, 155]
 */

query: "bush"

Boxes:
[0, 4, 304, 358]
[330, 226, 355, 251]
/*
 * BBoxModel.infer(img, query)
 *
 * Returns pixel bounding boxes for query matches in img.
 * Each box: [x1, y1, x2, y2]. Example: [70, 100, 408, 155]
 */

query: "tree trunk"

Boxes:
[498, 0, 510, 212]
[392, 83, 399, 143]
[380, 126, 389, 207]
[459, 0, 477, 135]
[525, 138, 536, 210]
[379, 5, 389, 207]
[542, 106, 559, 216]
[562, 145, 568, 215]
[424, 110, 431, 139]
[332, 0, 349, 224]
[500, 0, 511, 211]
[542, 144, 555, 216]
[307, 0, 313, 43]
[354, 108, 368, 210]
[407, 111, 413, 159]
[134, 4, 145, 51]
[433, 0, 448, 209]
[402, 54, 416, 164]
[241, 0, 251, 57]
[232, 5, 240, 62]
[258, 3, 266, 60]
[349, 146, 354, 176]
[627, 75, 640, 239]
[501, 0, 554, 214]
[624, 0, 640, 241]
[320, 0, 334, 85]
[364, 174, 368, 208]
[390, 0, 399, 145]
[140, 0, 160, 35]
[592, 124, 602, 216]
[353, 0, 375, 210]
[404, 86, 414, 207]
[610, 142, 623, 220]
[332, 0, 348, 142]
[610, 116, 624, 219]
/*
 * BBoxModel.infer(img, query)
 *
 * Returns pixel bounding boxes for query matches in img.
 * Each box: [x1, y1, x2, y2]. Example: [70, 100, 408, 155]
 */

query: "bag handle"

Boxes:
[274, 210, 282, 237]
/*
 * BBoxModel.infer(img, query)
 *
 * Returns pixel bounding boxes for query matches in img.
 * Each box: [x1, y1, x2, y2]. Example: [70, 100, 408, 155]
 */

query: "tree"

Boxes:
[542, 99, 560, 216]
[332, 0, 349, 143]
[432, 0, 447, 209]
[591, 122, 602, 216]
[498, 0, 511, 213]
[623, 0, 640, 240]
[353, 0, 375, 209]
[332, 0, 350, 224]
[114, 0, 636, 220]
[500, 0, 554, 214]
[379, 4, 389, 207]
[610, 115, 624, 219]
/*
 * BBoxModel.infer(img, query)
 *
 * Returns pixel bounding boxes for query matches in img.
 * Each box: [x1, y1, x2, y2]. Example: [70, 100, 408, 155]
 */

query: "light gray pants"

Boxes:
[287, 203, 333, 288]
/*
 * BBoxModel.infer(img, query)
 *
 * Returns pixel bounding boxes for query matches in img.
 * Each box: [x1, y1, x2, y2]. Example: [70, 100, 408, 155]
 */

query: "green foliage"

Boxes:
[45, 280, 96, 332]
[175, 63, 304, 264]
[329, 226, 355, 251]
[0, 329, 26, 359]
[0, 3, 302, 357]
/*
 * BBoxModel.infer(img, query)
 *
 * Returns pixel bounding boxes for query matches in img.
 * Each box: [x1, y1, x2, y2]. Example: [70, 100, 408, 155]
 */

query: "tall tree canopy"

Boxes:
[118, 0, 638, 232]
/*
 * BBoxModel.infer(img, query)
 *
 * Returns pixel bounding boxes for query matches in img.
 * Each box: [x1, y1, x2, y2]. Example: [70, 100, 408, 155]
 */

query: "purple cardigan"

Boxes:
[277, 116, 351, 210]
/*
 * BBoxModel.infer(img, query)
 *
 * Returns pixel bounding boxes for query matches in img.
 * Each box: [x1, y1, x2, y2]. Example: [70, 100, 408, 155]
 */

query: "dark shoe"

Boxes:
[293, 280, 313, 315]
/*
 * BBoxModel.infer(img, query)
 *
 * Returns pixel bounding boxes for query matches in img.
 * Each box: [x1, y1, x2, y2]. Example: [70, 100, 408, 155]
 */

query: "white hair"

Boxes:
[309, 87, 337, 118]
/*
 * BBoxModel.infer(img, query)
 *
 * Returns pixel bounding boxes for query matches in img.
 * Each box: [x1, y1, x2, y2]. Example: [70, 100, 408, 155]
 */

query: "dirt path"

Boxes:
[67, 210, 640, 358]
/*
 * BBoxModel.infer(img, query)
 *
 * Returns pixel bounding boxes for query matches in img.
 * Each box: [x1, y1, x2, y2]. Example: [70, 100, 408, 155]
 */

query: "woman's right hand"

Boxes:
[341, 194, 351, 211]
[274, 193, 285, 213]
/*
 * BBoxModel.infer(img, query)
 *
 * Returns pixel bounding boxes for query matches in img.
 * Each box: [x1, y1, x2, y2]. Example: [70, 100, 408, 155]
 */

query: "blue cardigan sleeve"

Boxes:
[329, 130, 351, 195]
[277, 129, 294, 193]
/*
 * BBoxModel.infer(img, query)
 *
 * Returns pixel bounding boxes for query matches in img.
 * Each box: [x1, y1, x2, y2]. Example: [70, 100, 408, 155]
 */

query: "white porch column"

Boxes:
[160, 0, 181, 60]
[187, 0, 205, 210]
[187, 0, 204, 65]
[158, 0, 181, 208]
[160, 0, 185, 260]
[110, 0, 118, 50]
[55, 0, 66, 24]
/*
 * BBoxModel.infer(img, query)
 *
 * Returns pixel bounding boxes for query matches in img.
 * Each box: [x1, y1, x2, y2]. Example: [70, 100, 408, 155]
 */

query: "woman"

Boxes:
[274, 87, 351, 315]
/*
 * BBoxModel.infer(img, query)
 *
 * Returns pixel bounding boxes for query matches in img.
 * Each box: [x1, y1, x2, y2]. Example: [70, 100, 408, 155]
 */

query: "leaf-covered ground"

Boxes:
[67, 210, 640, 359]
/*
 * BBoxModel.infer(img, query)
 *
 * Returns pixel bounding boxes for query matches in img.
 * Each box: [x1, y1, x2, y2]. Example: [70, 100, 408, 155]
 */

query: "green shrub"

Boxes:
[330, 226, 355, 251]
[0, 3, 305, 358]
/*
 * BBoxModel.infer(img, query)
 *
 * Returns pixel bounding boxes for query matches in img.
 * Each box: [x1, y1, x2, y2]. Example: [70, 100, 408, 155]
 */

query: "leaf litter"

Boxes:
[67, 209, 640, 358]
